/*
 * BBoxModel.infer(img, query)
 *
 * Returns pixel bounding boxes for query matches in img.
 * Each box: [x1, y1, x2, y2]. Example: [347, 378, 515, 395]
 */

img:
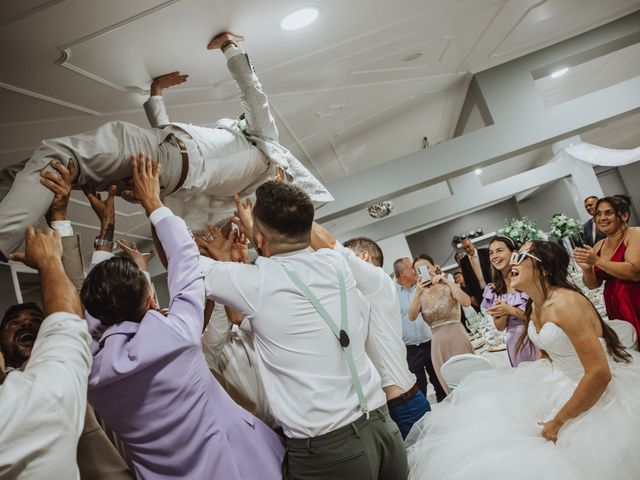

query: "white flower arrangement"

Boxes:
[497, 217, 547, 246]
[548, 214, 582, 241]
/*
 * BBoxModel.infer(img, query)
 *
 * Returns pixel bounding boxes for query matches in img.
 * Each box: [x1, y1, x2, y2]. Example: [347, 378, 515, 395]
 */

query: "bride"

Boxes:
[407, 240, 640, 479]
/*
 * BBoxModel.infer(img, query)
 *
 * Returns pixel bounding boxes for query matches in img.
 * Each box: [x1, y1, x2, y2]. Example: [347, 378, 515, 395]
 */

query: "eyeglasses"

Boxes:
[510, 250, 541, 265]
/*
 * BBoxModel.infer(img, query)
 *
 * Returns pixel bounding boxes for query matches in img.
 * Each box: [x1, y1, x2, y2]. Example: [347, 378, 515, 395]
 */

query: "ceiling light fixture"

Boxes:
[550, 67, 569, 78]
[279, 7, 321, 31]
[367, 201, 394, 219]
[474, 168, 482, 175]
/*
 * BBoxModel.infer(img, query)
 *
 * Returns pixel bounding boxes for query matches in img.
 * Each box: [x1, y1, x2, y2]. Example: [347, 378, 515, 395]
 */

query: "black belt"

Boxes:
[386, 383, 419, 408]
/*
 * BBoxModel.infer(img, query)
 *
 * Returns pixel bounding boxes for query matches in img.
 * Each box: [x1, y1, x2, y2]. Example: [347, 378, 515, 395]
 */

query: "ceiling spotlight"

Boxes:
[367, 201, 394, 219]
[474, 168, 482, 175]
[550, 67, 569, 78]
[403, 51, 424, 62]
[279, 7, 321, 31]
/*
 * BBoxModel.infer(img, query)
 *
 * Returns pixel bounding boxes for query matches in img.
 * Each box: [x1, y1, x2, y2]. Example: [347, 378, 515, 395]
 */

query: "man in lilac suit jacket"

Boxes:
[80, 154, 284, 479]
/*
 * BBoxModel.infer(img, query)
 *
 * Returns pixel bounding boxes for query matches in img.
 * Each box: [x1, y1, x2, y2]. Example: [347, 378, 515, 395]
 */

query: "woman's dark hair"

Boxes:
[595, 195, 631, 226]
[81, 257, 150, 327]
[516, 240, 631, 362]
[413, 254, 434, 268]
[488, 236, 518, 296]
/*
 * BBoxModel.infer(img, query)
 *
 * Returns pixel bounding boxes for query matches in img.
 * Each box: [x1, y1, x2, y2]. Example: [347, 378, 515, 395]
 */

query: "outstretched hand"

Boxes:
[150, 71, 189, 96]
[232, 194, 254, 239]
[83, 185, 117, 227]
[121, 154, 163, 215]
[41, 158, 78, 223]
[117, 239, 155, 272]
[195, 226, 234, 262]
[9, 227, 63, 270]
[207, 32, 245, 50]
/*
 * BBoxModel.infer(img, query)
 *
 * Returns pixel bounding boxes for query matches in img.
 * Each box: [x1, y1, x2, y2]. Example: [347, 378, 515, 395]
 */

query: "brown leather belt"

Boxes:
[386, 383, 420, 408]
[171, 137, 189, 194]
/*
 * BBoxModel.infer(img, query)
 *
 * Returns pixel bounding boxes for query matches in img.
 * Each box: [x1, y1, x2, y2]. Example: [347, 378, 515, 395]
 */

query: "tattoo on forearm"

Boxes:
[102, 223, 115, 242]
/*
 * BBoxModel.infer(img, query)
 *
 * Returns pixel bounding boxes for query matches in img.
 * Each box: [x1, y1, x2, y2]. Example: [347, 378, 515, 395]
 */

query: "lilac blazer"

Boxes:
[87, 213, 284, 479]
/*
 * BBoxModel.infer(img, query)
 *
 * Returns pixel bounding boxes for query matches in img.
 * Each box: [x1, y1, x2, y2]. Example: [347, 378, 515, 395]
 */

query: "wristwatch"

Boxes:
[94, 236, 114, 249]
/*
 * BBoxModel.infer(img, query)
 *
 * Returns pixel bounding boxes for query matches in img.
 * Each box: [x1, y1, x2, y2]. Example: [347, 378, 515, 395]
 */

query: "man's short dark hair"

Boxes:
[81, 257, 149, 327]
[344, 237, 384, 267]
[1, 303, 43, 333]
[253, 180, 314, 242]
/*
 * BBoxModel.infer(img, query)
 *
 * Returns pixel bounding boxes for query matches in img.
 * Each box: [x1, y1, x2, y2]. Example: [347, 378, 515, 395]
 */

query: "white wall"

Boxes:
[377, 234, 413, 275]
[517, 179, 581, 231]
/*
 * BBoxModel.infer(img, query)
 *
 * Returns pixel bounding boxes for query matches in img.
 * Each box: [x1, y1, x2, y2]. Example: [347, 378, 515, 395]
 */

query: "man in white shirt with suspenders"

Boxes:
[199, 180, 408, 479]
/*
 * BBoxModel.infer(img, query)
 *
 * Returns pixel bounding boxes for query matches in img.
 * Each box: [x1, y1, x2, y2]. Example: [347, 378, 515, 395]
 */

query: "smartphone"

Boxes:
[571, 234, 584, 249]
[416, 265, 432, 285]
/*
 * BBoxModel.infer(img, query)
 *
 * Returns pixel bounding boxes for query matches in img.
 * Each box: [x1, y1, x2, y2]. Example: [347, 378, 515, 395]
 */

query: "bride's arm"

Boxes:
[540, 294, 611, 442]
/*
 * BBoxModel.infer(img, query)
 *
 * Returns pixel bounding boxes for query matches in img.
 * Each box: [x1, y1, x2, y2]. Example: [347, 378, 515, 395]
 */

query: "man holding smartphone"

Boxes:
[393, 258, 447, 402]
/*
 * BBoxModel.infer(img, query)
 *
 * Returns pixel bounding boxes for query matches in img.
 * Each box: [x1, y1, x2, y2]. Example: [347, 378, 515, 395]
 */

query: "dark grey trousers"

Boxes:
[282, 405, 409, 480]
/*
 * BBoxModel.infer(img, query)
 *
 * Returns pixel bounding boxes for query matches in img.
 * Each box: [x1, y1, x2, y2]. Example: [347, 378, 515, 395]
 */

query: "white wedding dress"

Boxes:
[407, 321, 640, 479]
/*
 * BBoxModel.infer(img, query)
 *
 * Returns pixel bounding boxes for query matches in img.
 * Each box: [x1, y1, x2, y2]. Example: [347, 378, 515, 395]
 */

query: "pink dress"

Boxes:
[420, 284, 473, 394]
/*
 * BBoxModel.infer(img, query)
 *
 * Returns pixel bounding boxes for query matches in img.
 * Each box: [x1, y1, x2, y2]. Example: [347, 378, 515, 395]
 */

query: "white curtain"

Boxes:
[563, 142, 640, 167]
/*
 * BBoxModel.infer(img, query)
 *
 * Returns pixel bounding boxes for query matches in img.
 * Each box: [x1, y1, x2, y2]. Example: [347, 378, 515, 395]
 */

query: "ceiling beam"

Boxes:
[317, 11, 640, 222]
[333, 155, 582, 241]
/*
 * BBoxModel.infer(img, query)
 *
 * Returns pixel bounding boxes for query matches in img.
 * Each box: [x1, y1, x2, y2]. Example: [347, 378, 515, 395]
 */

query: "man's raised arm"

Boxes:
[143, 71, 188, 128]
[131, 153, 205, 342]
[208, 32, 279, 142]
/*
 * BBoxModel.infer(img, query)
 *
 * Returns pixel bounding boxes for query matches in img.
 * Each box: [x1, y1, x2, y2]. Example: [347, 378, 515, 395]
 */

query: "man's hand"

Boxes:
[41, 158, 77, 222]
[230, 230, 249, 263]
[195, 226, 233, 261]
[9, 227, 63, 271]
[84, 185, 117, 226]
[130, 153, 163, 215]
[117, 239, 155, 272]
[232, 194, 254, 239]
[207, 32, 245, 51]
[150, 71, 189, 96]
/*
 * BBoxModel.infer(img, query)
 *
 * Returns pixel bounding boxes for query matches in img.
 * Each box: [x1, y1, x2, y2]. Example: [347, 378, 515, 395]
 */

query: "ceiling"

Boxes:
[1, 0, 640, 265]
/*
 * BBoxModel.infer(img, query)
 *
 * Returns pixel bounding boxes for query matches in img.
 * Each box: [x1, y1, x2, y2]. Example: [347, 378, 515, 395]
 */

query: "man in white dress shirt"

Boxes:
[0, 226, 92, 479]
[334, 236, 431, 438]
[0, 32, 331, 261]
[200, 180, 408, 479]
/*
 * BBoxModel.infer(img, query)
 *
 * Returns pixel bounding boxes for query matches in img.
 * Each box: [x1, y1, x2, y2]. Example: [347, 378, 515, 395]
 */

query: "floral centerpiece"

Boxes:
[547, 214, 582, 241]
[497, 217, 547, 246]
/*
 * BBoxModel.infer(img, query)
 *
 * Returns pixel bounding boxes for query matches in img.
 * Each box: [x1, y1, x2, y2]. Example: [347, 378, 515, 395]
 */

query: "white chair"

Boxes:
[606, 319, 638, 351]
[440, 354, 494, 391]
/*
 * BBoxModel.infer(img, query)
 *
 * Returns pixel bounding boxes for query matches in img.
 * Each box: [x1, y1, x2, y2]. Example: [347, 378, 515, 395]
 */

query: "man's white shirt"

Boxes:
[0, 312, 91, 479]
[333, 243, 416, 393]
[200, 247, 386, 439]
[201, 304, 277, 427]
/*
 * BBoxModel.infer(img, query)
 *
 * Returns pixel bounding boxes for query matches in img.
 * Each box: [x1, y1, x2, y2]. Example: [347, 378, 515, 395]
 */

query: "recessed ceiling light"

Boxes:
[279, 7, 321, 31]
[550, 67, 569, 78]
[474, 168, 482, 175]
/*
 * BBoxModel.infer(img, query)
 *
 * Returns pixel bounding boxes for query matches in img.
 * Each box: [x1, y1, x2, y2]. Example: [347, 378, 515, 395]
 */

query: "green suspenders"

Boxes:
[284, 267, 369, 417]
